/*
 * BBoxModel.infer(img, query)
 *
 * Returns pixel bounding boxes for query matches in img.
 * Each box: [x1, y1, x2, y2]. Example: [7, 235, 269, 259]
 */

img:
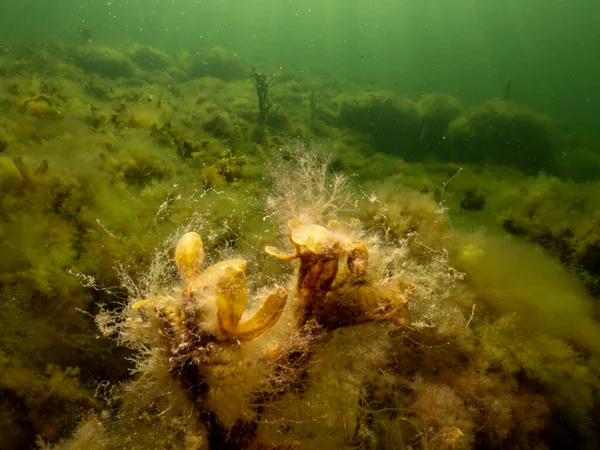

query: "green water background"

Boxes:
[1, 0, 598, 137]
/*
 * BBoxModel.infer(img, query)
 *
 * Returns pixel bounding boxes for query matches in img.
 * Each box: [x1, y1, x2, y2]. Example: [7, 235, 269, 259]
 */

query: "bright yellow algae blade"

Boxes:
[290, 223, 336, 255]
[235, 286, 288, 341]
[131, 299, 152, 309]
[265, 245, 298, 260]
[175, 232, 205, 281]
[214, 260, 248, 335]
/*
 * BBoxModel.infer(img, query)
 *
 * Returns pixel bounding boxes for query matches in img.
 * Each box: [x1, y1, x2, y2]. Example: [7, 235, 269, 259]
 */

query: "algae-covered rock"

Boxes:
[417, 93, 464, 152]
[487, 174, 600, 296]
[557, 147, 600, 182]
[203, 113, 236, 139]
[338, 91, 421, 160]
[445, 100, 556, 174]
[128, 44, 171, 71]
[185, 46, 246, 81]
[21, 95, 61, 119]
[265, 108, 289, 130]
[72, 45, 137, 79]
[101, 142, 172, 186]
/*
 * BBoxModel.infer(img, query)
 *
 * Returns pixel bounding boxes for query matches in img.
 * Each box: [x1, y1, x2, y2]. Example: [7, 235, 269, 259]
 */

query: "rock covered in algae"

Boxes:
[128, 44, 171, 71]
[445, 99, 555, 174]
[72, 45, 137, 79]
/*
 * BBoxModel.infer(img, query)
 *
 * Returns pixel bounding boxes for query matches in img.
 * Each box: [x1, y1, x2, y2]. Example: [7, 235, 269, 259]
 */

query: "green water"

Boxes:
[2, 1, 600, 449]
[2, 0, 599, 136]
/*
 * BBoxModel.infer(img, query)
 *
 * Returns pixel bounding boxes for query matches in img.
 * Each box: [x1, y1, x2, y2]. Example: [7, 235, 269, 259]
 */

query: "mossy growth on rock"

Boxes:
[445, 100, 556, 175]
[557, 147, 600, 182]
[128, 44, 172, 71]
[185, 46, 246, 81]
[72, 45, 137, 79]
[417, 93, 464, 154]
[338, 91, 421, 160]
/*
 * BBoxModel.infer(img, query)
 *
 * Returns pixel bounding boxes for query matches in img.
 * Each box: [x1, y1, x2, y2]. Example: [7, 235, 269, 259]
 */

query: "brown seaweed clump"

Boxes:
[266, 219, 410, 330]
[81, 216, 416, 449]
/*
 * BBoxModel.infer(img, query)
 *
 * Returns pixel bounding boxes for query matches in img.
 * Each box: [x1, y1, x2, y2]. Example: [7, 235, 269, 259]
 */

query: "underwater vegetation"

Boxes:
[444, 100, 555, 175]
[0, 40, 600, 449]
[337, 92, 556, 175]
[48, 145, 600, 450]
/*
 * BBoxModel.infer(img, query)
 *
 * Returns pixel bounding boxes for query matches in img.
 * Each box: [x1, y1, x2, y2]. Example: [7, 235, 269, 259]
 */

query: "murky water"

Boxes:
[0, 1, 599, 449]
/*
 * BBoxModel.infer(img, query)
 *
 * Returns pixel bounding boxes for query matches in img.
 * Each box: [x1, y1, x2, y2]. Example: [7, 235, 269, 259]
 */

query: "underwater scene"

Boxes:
[1, 1, 600, 449]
